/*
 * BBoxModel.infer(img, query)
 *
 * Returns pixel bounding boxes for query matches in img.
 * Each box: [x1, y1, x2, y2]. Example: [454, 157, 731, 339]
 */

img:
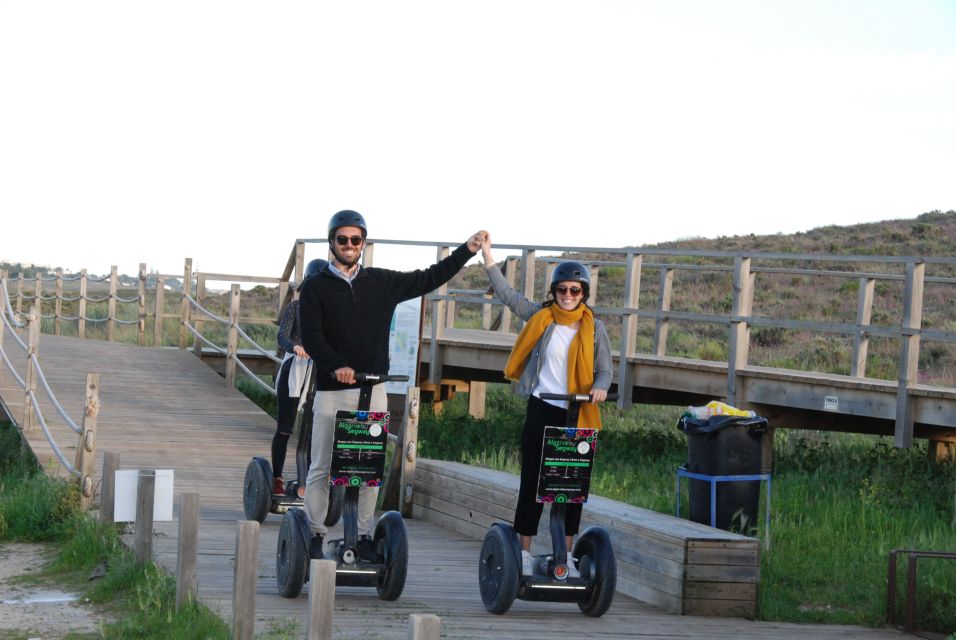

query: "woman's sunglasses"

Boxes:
[335, 235, 365, 247]
[555, 285, 583, 296]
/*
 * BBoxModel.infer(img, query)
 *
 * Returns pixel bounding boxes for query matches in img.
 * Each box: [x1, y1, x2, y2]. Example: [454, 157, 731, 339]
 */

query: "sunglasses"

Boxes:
[555, 285, 583, 296]
[335, 234, 365, 247]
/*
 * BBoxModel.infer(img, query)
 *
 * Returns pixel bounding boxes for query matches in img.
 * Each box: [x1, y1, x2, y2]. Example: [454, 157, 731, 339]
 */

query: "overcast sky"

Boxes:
[2, 0, 954, 278]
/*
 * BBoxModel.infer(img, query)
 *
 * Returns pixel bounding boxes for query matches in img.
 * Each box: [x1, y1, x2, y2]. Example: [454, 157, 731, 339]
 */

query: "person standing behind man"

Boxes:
[298, 210, 486, 559]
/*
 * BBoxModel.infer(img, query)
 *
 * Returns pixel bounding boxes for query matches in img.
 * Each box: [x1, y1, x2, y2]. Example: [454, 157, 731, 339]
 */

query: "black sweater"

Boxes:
[298, 243, 475, 391]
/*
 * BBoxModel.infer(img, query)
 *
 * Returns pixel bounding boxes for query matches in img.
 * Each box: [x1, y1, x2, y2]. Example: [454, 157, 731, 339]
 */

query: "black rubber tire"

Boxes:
[324, 484, 344, 527]
[276, 509, 309, 598]
[243, 457, 272, 523]
[374, 511, 408, 601]
[574, 527, 617, 617]
[478, 525, 519, 614]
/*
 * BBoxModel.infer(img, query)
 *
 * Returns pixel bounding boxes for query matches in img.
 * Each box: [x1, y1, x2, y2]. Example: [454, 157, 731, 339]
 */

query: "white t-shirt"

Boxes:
[532, 324, 578, 409]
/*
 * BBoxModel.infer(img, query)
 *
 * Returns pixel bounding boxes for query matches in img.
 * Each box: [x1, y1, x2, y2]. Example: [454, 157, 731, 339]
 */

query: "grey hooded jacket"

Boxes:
[486, 263, 613, 399]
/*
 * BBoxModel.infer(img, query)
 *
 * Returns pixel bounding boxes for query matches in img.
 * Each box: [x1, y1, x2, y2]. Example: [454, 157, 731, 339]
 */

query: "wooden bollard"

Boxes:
[100, 452, 120, 524]
[232, 521, 259, 640]
[408, 613, 441, 640]
[134, 470, 155, 565]
[176, 493, 199, 608]
[306, 559, 337, 640]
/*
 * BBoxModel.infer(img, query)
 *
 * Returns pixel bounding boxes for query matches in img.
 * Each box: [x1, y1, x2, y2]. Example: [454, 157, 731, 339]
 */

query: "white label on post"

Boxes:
[823, 395, 839, 412]
[114, 469, 175, 522]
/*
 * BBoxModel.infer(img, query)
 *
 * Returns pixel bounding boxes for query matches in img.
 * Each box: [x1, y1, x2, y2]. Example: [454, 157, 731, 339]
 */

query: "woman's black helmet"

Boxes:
[304, 258, 328, 279]
[550, 260, 591, 302]
[327, 210, 368, 242]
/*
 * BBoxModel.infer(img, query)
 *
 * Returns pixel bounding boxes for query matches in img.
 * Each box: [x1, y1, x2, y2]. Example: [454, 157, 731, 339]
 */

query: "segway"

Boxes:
[478, 392, 618, 617]
[276, 373, 410, 601]
[243, 364, 344, 526]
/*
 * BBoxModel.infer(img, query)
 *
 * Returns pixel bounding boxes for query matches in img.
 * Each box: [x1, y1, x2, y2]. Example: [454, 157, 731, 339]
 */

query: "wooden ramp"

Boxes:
[0, 333, 900, 639]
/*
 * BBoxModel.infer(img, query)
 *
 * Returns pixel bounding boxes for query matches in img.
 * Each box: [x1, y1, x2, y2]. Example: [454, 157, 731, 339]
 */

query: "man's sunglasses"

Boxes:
[335, 235, 365, 247]
[555, 285, 583, 296]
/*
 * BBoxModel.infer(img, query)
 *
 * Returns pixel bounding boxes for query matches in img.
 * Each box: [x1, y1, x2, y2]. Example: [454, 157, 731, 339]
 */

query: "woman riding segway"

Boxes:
[477, 234, 617, 616]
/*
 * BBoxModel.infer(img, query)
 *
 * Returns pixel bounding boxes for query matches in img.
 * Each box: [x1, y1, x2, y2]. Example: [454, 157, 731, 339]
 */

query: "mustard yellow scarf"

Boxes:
[504, 304, 602, 428]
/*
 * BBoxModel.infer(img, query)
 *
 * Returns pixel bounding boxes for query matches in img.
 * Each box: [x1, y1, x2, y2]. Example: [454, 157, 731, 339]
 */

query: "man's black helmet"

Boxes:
[304, 258, 328, 279]
[327, 210, 368, 242]
[550, 260, 591, 302]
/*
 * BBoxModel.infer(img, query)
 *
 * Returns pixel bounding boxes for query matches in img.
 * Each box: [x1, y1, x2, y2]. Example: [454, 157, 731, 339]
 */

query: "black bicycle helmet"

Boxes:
[304, 258, 327, 279]
[327, 210, 368, 242]
[550, 260, 591, 302]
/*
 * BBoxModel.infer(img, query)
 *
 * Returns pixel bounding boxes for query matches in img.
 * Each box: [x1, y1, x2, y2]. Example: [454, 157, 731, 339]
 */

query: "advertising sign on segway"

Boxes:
[330, 410, 389, 488]
[536, 427, 597, 505]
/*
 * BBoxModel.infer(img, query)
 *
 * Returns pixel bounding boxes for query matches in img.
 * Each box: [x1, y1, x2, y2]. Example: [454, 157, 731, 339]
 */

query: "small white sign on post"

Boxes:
[114, 470, 175, 522]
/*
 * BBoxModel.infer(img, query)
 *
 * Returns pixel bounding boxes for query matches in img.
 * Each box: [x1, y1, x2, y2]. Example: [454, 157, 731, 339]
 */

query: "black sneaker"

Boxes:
[309, 534, 324, 560]
[357, 535, 379, 562]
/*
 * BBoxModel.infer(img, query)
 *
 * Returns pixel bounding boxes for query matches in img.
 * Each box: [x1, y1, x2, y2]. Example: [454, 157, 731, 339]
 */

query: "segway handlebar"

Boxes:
[538, 392, 619, 403]
[330, 372, 410, 384]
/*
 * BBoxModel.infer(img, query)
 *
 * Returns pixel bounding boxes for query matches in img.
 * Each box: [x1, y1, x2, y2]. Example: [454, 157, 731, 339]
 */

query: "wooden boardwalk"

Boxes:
[0, 333, 903, 639]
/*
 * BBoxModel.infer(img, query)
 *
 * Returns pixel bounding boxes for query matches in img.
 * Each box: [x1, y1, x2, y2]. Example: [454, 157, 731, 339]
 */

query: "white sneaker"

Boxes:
[566, 552, 580, 578]
[521, 550, 533, 576]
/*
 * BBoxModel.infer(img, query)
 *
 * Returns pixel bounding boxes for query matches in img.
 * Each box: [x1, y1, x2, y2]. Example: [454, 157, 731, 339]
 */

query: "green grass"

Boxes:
[418, 385, 956, 633]
[0, 421, 233, 640]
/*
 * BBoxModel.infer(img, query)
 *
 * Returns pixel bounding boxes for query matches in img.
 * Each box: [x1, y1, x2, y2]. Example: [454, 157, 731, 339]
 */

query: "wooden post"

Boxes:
[134, 470, 156, 565]
[400, 387, 420, 518]
[100, 451, 120, 524]
[193, 274, 207, 358]
[500, 257, 518, 333]
[445, 296, 456, 329]
[468, 380, 486, 419]
[232, 520, 259, 640]
[851, 277, 875, 377]
[295, 240, 306, 283]
[727, 257, 753, 406]
[23, 307, 39, 430]
[363, 241, 375, 267]
[428, 246, 451, 385]
[78, 269, 87, 339]
[588, 265, 600, 305]
[408, 614, 441, 640]
[306, 559, 336, 640]
[225, 284, 240, 388]
[176, 492, 199, 608]
[895, 261, 924, 448]
[481, 293, 493, 330]
[34, 278, 42, 325]
[519, 249, 536, 329]
[107, 265, 118, 342]
[15, 276, 23, 314]
[138, 263, 147, 346]
[653, 267, 674, 356]
[179, 258, 193, 349]
[153, 276, 166, 346]
[54, 269, 63, 336]
[543, 262, 556, 299]
[75, 373, 100, 510]
[618, 253, 643, 408]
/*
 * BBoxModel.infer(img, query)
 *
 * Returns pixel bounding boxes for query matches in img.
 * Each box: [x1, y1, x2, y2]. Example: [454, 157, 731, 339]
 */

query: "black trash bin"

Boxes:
[677, 414, 768, 533]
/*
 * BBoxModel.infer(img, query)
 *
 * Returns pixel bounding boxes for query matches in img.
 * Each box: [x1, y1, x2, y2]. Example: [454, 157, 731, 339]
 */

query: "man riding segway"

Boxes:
[298, 211, 486, 563]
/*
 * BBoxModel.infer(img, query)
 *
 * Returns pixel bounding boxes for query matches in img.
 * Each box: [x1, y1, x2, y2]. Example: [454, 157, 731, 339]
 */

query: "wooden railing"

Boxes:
[0, 280, 100, 508]
[5, 238, 956, 449]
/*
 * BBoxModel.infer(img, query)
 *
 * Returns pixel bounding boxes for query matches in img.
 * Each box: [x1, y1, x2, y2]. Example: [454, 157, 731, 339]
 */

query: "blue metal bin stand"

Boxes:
[676, 465, 771, 550]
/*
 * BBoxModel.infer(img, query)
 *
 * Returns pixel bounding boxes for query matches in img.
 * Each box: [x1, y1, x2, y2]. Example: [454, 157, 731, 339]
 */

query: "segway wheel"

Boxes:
[478, 525, 519, 614]
[574, 527, 617, 617]
[374, 511, 408, 601]
[243, 457, 272, 523]
[324, 484, 344, 527]
[276, 510, 309, 598]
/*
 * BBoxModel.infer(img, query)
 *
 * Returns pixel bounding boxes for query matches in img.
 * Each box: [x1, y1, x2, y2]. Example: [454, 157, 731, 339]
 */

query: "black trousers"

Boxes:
[271, 358, 298, 478]
[513, 395, 583, 537]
